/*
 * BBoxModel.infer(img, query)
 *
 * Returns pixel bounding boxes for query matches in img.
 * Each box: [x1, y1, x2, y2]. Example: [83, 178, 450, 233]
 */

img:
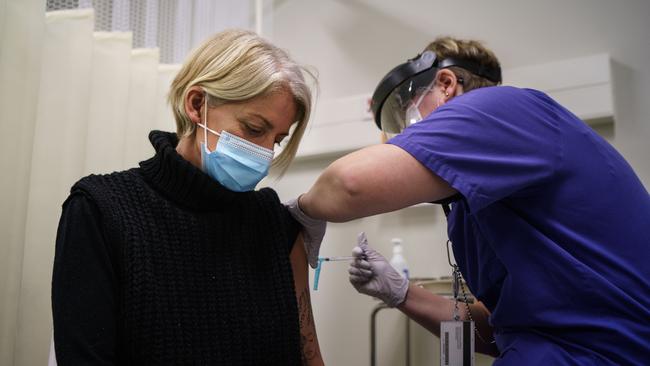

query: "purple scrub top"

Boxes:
[389, 86, 650, 365]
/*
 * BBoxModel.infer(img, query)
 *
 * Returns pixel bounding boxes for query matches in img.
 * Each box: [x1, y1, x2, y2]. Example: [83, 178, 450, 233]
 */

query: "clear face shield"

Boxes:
[371, 51, 439, 138]
[371, 51, 502, 139]
[379, 69, 437, 137]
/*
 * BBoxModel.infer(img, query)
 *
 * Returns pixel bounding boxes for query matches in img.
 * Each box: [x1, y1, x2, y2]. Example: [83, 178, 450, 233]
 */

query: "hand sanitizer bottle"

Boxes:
[389, 238, 409, 280]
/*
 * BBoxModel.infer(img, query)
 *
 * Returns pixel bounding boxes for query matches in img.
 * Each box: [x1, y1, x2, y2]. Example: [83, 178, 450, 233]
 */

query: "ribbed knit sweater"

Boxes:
[52, 131, 302, 365]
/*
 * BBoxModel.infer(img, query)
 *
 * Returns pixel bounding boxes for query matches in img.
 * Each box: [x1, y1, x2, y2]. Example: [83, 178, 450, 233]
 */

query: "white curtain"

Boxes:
[0, 1, 45, 365]
[85, 31, 132, 174]
[19, 11, 94, 366]
[123, 48, 161, 167]
[51, 0, 253, 63]
[0, 1, 254, 365]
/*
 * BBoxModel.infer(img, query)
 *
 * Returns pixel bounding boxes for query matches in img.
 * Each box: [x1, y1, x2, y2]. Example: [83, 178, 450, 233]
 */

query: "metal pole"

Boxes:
[406, 316, 410, 366]
[370, 303, 389, 366]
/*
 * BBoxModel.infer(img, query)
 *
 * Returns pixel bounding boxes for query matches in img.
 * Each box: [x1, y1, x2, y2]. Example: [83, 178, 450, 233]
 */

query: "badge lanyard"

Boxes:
[445, 238, 496, 345]
[440, 204, 494, 366]
[441, 239, 476, 366]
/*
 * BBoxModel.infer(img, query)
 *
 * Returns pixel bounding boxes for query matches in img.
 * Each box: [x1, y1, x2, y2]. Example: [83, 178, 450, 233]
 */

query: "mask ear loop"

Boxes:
[410, 78, 437, 115]
[412, 86, 429, 110]
[200, 93, 222, 152]
[203, 93, 209, 152]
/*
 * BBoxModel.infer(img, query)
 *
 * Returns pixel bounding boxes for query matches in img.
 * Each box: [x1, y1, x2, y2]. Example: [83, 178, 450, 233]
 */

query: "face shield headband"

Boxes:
[370, 51, 502, 135]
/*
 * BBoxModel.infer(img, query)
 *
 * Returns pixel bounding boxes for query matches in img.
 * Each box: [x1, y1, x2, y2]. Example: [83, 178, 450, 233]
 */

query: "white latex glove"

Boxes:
[284, 196, 327, 268]
[348, 232, 409, 307]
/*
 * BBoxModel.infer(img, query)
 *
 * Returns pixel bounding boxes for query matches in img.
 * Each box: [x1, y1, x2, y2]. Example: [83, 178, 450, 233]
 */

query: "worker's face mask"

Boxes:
[404, 81, 435, 125]
[404, 104, 423, 126]
[198, 95, 274, 192]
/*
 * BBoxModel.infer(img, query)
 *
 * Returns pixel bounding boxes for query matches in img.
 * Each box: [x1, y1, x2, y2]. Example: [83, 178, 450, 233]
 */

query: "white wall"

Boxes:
[264, 0, 650, 365]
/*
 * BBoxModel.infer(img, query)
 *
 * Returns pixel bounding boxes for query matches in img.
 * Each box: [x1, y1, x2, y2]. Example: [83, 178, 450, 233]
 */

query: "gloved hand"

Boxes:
[284, 196, 327, 269]
[348, 232, 409, 307]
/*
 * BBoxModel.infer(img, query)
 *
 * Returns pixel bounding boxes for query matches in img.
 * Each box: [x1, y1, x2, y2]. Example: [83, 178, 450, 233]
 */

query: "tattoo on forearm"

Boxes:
[298, 287, 320, 364]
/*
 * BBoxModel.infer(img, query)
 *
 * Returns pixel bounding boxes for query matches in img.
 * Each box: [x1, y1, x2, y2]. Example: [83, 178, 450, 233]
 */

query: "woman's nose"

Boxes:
[260, 137, 276, 151]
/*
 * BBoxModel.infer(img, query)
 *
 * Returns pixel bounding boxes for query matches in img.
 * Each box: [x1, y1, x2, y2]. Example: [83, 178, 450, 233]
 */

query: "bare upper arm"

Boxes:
[289, 233, 308, 291]
[289, 234, 324, 365]
[304, 143, 457, 221]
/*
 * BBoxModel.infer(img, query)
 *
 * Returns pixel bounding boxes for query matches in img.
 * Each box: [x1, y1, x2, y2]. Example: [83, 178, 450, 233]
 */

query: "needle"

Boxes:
[313, 256, 364, 291]
[320, 256, 355, 262]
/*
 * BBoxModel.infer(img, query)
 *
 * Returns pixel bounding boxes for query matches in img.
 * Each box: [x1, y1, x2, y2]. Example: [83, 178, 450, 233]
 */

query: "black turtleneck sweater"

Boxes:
[52, 131, 301, 365]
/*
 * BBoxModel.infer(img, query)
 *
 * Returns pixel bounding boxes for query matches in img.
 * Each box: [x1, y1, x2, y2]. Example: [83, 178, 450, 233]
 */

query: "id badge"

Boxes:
[440, 321, 474, 366]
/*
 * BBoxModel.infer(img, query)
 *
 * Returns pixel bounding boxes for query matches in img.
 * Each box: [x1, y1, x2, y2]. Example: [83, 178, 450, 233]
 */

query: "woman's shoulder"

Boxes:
[255, 187, 298, 222]
[255, 186, 281, 203]
[255, 188, 301, 251]
[69, 168, 143, 203]
[73, 168, 141, 190]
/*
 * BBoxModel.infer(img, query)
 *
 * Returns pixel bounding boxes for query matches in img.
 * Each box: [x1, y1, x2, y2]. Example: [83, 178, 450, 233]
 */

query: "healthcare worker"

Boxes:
[287, 37, 650, 364]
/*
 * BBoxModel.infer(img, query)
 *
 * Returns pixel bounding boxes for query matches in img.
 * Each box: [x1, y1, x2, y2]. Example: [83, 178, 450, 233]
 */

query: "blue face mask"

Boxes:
[198, 98, 274, 192]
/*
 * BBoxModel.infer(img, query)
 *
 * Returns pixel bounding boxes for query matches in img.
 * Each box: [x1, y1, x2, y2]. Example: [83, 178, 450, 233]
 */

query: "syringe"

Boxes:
[320, 256, 355, 262]
[313, 256, 362, 291]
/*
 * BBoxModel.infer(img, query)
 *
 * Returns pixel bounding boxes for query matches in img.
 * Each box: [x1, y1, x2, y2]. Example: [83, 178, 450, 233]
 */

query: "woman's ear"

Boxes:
[435, 69, 460, 99]
[184, 86, 205, 125]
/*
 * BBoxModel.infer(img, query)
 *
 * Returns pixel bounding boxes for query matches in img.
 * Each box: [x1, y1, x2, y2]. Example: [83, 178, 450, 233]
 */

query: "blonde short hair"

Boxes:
[424, 37, 501, 92]
[169, 29, 316, 173]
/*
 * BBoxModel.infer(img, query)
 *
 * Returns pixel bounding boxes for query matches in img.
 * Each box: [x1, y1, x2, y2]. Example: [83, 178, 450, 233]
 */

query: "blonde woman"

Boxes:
[52, 30, 323, 365]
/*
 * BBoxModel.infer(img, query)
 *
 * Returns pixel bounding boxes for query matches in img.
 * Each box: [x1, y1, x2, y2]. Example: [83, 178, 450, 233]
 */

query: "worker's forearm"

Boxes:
[397, 285, 499, 357]
[467, 301, 499, 356]
[396, 285, 455, 336]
